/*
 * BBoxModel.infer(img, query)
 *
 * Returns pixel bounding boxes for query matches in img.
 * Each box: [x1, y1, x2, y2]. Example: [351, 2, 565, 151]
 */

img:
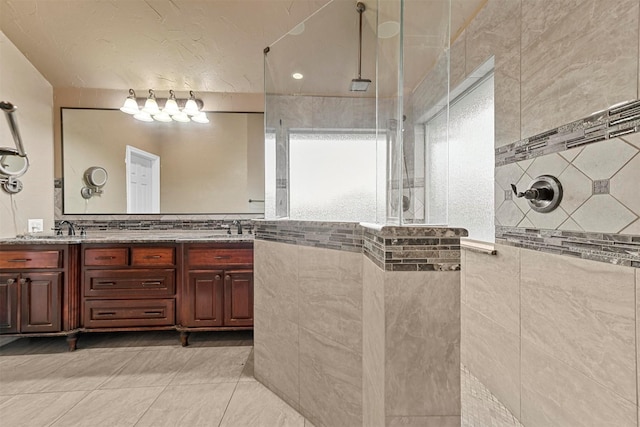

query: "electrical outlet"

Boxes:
[28, 219, 44, 233]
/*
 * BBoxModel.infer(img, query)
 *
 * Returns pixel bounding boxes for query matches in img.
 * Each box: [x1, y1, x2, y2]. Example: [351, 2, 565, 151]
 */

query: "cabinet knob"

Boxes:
[19, 278, 26, 285]
[225, 275, 230, 281]
[215, 275, 221, 280]
[6, 278, 15, 285]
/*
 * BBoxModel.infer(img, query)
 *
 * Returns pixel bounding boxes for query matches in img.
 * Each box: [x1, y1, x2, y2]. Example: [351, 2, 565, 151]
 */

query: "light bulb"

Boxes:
[172, 111, 191, 122]
[153, 111, 173, 122]
[120, 89, 139, 114]
[163, 90, 180, 115]
[133, 111, 153, 122]
[183, 91, 200, 116]
[192, 112, 209, 123]
[142, 89, 160, 115]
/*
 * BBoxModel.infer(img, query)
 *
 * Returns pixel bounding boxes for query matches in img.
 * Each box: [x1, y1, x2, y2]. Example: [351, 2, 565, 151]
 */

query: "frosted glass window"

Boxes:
[425, 74, 495, 242]
[289, 132, 379, 221]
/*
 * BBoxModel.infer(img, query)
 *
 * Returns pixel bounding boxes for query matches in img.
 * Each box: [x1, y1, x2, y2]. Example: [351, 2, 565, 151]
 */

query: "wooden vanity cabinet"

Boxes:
[180, 242, 253, 344]
[0, 244, 80, 347]
[81, 244, 179, 330]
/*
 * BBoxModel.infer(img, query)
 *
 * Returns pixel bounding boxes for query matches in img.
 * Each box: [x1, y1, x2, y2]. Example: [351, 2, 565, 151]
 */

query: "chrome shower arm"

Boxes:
[0, 101, 27, 157]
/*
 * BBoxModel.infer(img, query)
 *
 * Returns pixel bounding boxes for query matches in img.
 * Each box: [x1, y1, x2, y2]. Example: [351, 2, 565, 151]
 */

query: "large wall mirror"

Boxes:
[61, 108, 264, 214]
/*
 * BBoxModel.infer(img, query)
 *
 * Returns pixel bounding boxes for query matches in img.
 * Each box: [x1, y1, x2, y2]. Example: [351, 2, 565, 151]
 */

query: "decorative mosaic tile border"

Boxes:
[496, 226, 640, 268]
[363, 226, 467, 271]
[55, 219, 254, 232]
[255, 220, 467, 271]
[254, 220, 363, 253]
[496, 99, 640, 166]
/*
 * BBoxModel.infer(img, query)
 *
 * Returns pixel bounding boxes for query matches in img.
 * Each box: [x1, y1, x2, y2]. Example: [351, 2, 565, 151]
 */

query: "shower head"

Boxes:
[350, 2, 370, 92]
[350, 78, 371, 92]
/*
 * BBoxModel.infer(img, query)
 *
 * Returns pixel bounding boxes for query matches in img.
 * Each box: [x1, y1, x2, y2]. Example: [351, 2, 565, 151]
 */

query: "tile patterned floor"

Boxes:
[0, 332, 520, 427]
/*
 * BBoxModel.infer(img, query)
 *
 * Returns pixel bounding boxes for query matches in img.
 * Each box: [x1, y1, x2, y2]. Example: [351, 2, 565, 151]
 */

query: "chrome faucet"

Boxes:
[58, 220, 76, 236]
[232, 220, 243, 235]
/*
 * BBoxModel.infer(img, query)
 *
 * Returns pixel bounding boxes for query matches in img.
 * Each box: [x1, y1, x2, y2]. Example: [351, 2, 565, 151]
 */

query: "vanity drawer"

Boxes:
[84, 248, 128, 267]
[0, 250, 61, 269]
[84, 299, 175, 328]
[131, 247, 175, 267]
[187, 248, 253, 267]
[84, 269, 175, 297]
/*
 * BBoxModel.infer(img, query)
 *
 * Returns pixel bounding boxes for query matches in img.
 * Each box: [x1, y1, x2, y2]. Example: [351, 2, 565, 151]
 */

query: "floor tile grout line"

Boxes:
[217, 376, 242, 427]
[43, 390, 92, 427]
[132, 383, 171, 427]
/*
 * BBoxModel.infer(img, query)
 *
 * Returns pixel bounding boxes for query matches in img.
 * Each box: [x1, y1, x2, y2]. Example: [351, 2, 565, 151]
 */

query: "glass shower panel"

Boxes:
[264, 0, 382, 222]
[402, 0, 451, 224]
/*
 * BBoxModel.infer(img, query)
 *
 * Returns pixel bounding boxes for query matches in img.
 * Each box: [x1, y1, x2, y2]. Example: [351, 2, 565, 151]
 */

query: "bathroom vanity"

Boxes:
[0, 233, 253, 350]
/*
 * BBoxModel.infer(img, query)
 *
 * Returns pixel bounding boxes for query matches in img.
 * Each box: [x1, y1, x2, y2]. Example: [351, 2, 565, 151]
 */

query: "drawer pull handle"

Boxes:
[142, 281, 162, 287]
[97, 311, 116, 316]
[214, 256, 231, 259]
[6, 279, 15, 285]
[97, 282, 116, 286]
[144, 311, 163, 316]
[145, 255, 162, 259]
[8, 258, 30, 263]
[96, 256, 116, 260]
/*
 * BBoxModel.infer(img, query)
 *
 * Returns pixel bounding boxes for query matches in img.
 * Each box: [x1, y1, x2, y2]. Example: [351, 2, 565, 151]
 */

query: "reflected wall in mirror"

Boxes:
[62, 109, 264, 214]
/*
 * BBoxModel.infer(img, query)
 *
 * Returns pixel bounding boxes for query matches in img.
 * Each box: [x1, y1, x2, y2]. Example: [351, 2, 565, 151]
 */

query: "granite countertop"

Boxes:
[0, 230, 254, 245]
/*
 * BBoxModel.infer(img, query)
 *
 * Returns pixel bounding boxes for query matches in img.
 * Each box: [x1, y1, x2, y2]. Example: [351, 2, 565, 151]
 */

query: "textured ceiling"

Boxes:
[0, 0, 484, 95]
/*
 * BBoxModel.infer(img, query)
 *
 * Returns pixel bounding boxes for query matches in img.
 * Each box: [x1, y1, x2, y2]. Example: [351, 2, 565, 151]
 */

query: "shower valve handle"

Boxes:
[510, 183, 552, 201]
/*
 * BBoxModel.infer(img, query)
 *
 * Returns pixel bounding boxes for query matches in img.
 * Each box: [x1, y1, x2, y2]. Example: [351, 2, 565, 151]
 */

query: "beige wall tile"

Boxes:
[465, 244, 519, 335]
[363, 257, 386, 427]
[254, 307, 300, 409]
[637, 267, 639, 408]
[385, 271, 460, 416]
[462, 304, 520, 418]
[386, 416, 460, 427]
[520, 0, 639, 137]
[495, 55, 521, 147]
[465, 0, 520, 74]
[254, 240, 299, 323]
[299, 327, 363, 427]
[460, 249, 467, 305]
[521, 249, 636, 403]
[521, 340, 637, 427]
[298, 246, 363, 353]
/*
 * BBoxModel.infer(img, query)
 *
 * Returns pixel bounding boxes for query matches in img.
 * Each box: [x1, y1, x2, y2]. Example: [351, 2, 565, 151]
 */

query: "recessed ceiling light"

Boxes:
[292, 72, 303, 80]
[378, 21, 400, 39]
[289, 22, 305, 36]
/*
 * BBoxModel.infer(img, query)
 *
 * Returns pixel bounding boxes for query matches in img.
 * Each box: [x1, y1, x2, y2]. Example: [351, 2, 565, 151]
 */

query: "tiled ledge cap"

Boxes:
[460, 238, 497, 255]
[359, 222, 468, 237]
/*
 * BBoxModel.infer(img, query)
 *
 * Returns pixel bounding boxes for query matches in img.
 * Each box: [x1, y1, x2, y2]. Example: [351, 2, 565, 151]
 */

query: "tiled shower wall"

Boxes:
[415, 0, 640, 425]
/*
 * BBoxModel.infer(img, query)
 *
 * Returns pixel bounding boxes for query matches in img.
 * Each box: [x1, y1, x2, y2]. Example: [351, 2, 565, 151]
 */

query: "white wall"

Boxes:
[0, 31, 53, 237]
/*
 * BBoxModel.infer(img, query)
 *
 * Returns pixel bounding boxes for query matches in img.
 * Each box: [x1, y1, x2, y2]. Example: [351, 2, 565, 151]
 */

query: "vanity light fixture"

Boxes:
[133, 111, 153, 122]
[120, 89, 140, 114]
[192, 111, 210, 123]
[163, 90, 180, 115]
[172, 111, 191, 122]
[183, 91, 200, 116]
[120, 89, 206, 123]
[142, 89, 160, 115]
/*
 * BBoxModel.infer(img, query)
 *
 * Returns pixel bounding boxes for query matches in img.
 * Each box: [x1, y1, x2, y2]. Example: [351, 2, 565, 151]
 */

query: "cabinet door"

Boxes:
[0, 274, 18, 334]
[224, 271, 253, 327]
[183, 271, 224, 327]
[20, 272, 62, 333]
